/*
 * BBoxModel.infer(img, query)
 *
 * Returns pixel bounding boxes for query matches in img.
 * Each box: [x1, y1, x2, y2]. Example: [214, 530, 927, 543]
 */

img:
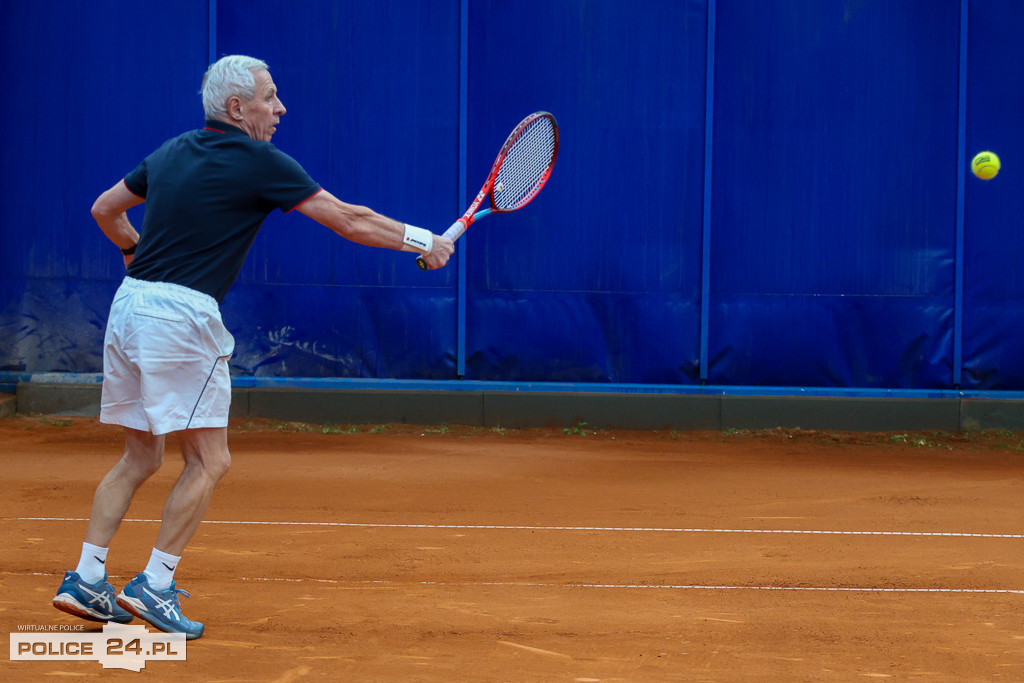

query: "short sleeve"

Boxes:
[123, 159, 148, 198]
[259, 146, 322, 213]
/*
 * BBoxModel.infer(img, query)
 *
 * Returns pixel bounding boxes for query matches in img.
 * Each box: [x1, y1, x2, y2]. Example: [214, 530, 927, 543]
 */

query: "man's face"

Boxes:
[238, 70, 286, 142]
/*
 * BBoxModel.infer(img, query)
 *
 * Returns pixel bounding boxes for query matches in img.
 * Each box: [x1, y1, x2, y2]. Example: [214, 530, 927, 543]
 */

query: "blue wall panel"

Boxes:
[224, 282, 457, 378]
[710, 294, 954, 388]
[710, 0, 959, 388]
[0, 0, 208, 372]
[465, 292, 701, 383]
[462, 0, 707, 383]
[0, 278, 119, 374]
[214, 0, 460, 378]
[960, 0, 1024, 389]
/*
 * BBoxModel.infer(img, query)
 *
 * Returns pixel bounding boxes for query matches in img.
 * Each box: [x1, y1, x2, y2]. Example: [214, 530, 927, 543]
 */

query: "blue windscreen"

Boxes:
[3, 1, 1024, 392]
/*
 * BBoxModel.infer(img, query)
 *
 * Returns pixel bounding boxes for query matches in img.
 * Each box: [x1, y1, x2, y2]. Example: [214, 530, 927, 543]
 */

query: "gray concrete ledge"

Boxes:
[10, 382, 1024, 432]
[0, 393, 15, 419]
[15, 383, 102, 418]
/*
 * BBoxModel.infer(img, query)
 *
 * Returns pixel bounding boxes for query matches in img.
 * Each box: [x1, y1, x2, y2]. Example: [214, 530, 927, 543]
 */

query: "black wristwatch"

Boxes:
[120, 244, 137, 256]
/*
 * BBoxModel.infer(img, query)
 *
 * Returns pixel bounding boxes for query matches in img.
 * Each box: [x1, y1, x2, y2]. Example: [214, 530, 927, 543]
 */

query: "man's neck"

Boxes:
[206, 117, 251, 139]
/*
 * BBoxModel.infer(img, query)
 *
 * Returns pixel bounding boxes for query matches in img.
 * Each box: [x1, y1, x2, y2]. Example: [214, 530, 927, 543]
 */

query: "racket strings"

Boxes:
[493, 118, 556, 211]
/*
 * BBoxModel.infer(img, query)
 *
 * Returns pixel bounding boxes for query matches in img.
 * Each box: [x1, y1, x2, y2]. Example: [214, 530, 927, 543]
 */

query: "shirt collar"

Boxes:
[202, 120, 250, 137]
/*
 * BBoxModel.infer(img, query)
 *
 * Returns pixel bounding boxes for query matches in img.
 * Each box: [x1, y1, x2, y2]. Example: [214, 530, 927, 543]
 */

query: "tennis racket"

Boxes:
[417, 111, 559, 270]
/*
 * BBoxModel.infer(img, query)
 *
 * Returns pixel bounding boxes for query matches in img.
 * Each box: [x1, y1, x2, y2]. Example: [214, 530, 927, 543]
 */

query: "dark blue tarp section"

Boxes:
[1, 0, 209, 372]
[2, 0, 1024, 391]
[960, 0, 1024, 389]
[214, 1, 460, 377]
[710, 0, 959, 388]
[462, 1, 707, 383]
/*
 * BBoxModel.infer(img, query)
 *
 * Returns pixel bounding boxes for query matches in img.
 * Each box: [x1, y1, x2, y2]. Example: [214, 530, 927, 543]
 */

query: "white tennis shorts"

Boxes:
[100, 277, 235, 435]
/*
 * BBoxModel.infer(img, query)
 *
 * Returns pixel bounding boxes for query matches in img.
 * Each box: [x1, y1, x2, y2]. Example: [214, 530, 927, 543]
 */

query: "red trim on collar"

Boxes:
[203, 126, 227, 133]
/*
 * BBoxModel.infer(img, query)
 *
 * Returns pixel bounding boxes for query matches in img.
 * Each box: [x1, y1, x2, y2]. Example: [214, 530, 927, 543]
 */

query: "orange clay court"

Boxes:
[2, 416, 1023, 681]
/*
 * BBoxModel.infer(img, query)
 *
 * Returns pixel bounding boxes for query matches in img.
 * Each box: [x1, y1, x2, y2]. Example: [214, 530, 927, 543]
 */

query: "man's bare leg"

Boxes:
[116, 427, 227, 641]
[154, 426, 231, 556]
[54, 428, 165, 623]
[84, 428, 166, 548]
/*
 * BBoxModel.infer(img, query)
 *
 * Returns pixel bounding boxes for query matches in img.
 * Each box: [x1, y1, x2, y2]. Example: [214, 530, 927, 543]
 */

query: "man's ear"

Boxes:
[226, 96, 244, 121]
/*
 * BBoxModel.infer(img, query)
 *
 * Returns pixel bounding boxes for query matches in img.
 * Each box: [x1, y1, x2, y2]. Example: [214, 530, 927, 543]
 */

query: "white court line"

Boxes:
[240, 577, 1024, 594]
[8, 572, 1023, 595]
[8, 517, 1024, 539]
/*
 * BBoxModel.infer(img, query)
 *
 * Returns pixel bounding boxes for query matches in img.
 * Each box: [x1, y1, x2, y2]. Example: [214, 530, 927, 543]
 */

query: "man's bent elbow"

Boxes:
[91, 194, 117, 223]
[92, 182, 142, 223]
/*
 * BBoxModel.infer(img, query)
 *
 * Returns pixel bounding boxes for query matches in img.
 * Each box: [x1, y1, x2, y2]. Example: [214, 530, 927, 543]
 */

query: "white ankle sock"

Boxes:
[75, 542, 109, 584]
[143, 548, 181, 591]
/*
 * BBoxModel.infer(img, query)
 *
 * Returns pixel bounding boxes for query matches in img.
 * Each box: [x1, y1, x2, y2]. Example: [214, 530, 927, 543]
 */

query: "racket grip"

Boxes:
[441, 219, 468, 241]
[416, 219, 467, 271]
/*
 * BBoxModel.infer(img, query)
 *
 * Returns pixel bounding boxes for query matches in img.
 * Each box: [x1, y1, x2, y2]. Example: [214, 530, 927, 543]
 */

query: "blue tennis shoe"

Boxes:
[116, 573, 204, 640]
[53, 571, 134, 624]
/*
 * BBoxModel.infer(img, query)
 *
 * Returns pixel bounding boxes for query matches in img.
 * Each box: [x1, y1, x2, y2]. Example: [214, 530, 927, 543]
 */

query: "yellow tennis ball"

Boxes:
[971, 151, 1000, 180]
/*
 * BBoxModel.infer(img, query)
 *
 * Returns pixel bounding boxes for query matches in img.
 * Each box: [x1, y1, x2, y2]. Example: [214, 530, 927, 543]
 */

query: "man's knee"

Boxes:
[123, 429, 165, 478]
[180, 428, 231, 482]
[206, 449, 231, 481]
[129, 451, 164, 479]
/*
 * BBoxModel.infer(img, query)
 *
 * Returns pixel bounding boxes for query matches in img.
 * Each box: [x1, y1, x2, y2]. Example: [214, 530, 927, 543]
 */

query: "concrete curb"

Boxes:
[10, 382, 1024, 432]
[0, 393, 15, 419]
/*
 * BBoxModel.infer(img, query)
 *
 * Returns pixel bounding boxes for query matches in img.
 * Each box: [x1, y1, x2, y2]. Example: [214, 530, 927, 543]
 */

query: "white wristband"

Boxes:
[400, 224, 434, 254]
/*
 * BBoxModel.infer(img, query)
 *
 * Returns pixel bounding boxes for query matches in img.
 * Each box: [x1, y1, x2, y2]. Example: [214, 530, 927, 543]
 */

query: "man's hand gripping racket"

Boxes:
[417, 111, 559, 270]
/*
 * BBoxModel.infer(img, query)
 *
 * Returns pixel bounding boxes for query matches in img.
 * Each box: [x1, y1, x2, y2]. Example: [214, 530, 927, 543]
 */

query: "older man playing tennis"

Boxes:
[52, 55, 453, 639]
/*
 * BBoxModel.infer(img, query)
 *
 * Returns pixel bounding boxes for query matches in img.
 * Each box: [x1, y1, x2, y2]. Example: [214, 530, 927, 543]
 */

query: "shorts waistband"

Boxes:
[121, 276, 219, 308]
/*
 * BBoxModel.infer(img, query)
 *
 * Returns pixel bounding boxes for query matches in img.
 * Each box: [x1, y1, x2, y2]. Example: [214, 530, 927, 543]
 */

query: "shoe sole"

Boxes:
[117, 592, 204, 640]
[53, 593, 132, 624]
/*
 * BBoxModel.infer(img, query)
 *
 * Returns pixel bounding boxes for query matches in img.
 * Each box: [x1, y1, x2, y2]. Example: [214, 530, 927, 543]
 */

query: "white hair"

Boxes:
[201, 55, 269, 120]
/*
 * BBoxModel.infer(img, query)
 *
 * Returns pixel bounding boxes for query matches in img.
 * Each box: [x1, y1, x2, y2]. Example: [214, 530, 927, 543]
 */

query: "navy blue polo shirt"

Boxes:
[123, 120, 322, 303]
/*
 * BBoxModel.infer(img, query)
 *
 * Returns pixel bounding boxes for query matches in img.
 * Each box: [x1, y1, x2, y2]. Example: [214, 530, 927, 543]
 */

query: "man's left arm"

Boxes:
[92, 181, 145, 266]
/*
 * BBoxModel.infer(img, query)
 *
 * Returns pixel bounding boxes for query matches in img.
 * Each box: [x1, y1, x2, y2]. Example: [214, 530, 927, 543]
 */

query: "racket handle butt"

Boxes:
[416, 256, 428, 271]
